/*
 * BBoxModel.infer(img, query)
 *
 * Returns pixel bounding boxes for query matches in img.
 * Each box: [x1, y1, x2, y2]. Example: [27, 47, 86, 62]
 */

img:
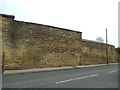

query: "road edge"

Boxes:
[3, 63, 118, 75]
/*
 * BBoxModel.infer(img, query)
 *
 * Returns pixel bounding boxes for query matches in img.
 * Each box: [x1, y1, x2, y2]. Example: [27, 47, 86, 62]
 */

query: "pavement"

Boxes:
[2, 63, 118, 88]
[3, 63, 118, 75]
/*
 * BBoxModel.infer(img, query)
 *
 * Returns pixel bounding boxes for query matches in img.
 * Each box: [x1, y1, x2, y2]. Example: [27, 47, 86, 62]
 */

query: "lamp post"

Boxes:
[106, 28, 108, 64]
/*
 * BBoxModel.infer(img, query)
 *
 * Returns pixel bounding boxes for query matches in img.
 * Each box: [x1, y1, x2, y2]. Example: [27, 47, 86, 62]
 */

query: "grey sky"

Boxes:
[0, 0, 119, 47]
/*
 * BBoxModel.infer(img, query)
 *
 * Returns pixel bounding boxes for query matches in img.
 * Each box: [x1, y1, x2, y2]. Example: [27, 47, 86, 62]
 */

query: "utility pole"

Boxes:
[106, 28, 108, 64]
[2, 52, 5, 74]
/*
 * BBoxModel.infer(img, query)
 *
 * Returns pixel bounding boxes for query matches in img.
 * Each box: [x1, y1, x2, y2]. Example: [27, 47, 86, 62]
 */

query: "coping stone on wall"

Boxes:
[0, 13, 15, 19]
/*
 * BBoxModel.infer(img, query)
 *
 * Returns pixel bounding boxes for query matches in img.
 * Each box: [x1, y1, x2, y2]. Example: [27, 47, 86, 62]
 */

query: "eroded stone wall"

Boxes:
[1, 14, 82, 70]
[116, 48, 120, 63]
[0, 14, 2, 70]
[81, 40, 118, 64]
[1, 14, 118, 70]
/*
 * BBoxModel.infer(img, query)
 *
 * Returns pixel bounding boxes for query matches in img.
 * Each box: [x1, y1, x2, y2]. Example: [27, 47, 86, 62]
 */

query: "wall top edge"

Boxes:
[15, 20, 82, 34]
[0, 13, 82, 34]
[0, 13, 15, 19]
[82, 39, 114, 46]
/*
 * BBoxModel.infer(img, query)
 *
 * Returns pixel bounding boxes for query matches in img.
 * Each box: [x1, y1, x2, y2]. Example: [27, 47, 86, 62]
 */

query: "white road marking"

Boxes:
[108, 70, 118, 73]
[56, 74, 99, 84]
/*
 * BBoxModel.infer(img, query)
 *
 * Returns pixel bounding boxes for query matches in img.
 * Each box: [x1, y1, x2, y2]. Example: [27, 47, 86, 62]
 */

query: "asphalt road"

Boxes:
[3, 64, 118, 88]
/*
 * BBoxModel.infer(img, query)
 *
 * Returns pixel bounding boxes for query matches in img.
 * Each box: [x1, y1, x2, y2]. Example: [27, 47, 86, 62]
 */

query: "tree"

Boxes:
[96, 36, 104, 42]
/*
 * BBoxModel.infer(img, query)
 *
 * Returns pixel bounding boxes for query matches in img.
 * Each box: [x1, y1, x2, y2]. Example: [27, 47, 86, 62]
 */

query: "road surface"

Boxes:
[3, 64, 118, 88]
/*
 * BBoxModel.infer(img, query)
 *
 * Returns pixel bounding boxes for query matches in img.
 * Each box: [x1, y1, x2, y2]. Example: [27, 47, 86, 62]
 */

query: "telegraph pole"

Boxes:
[106, 28, 108, 64]
[2, 52, 5, 74]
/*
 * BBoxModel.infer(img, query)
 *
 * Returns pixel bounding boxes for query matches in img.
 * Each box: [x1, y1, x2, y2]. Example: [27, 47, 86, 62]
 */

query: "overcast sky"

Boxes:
[0, 0, 119, 47]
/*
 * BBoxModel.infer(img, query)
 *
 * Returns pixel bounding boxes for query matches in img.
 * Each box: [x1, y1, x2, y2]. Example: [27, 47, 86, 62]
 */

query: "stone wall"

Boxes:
[81, 39, 118, 64]
[116, 48, 120, 63]
[1, 14, 118, 70]
[1, 14, 82, 70]
[0, 14, 2, 69]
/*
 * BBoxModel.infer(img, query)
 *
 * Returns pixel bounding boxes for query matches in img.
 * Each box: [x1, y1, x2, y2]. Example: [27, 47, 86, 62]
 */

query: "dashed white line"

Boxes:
[56, 74, 99, 84]
[108, 70, 118, 73]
